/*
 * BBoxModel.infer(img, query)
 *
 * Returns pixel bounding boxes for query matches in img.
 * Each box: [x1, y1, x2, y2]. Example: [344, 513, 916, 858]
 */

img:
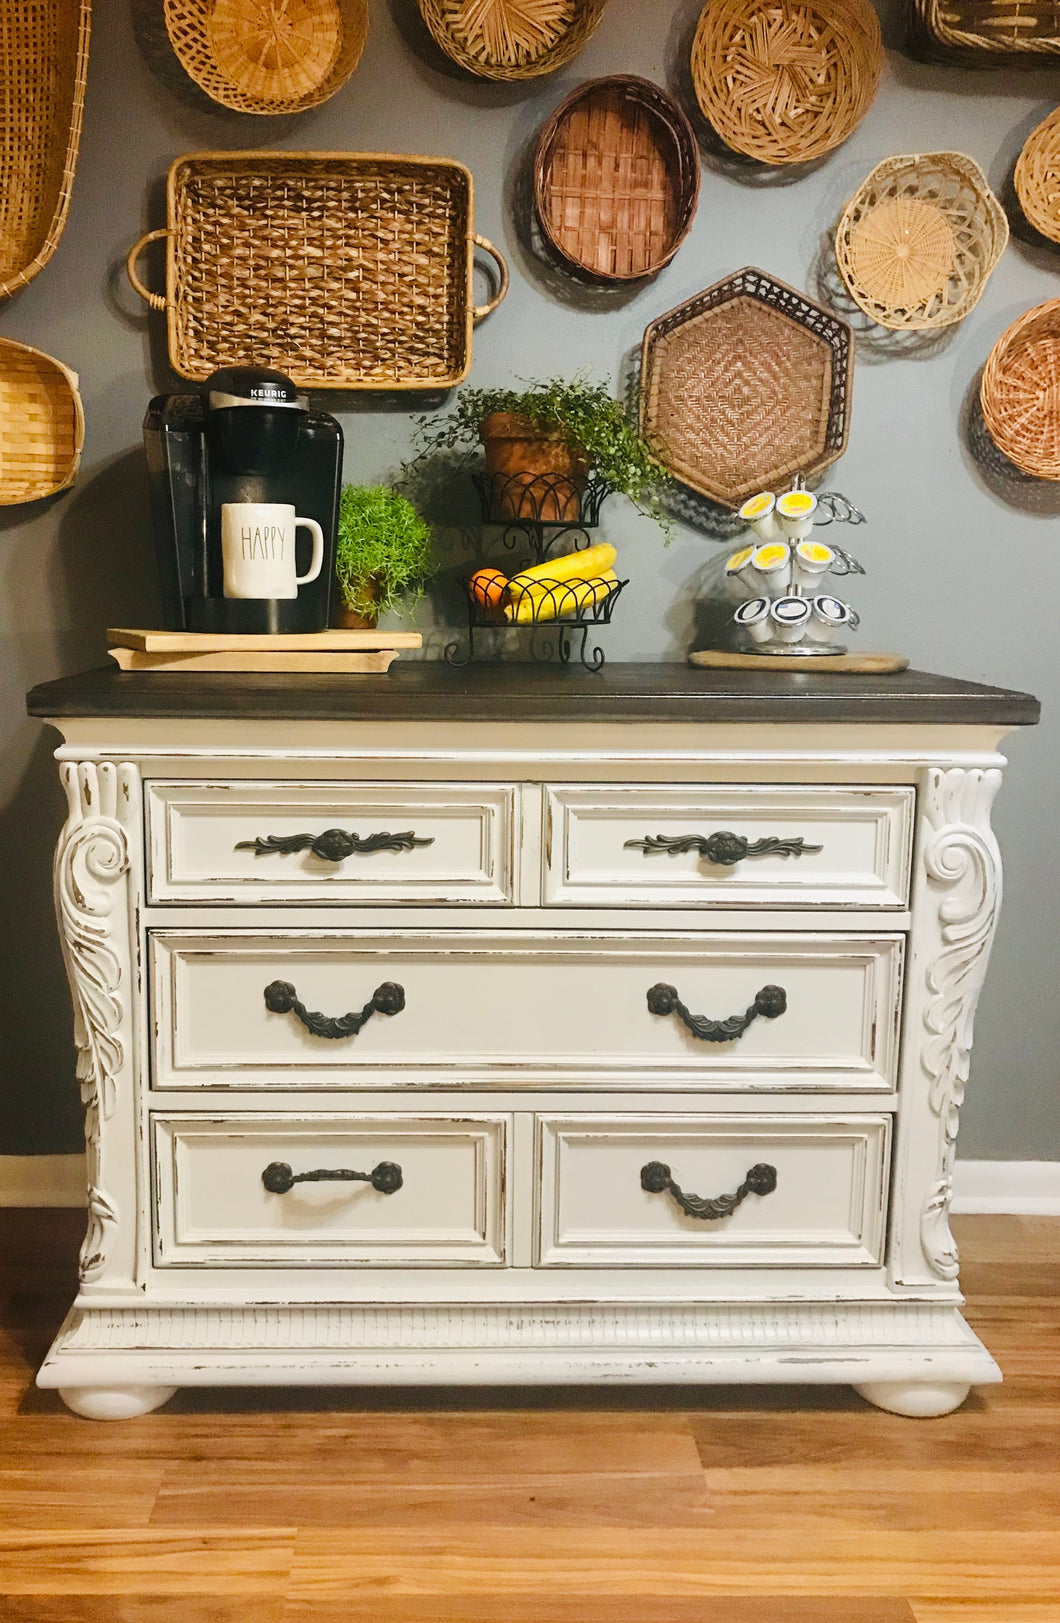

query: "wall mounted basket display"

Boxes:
[640, 267, 853, 510]
[835, 152, 1008, 332]
[162, 0, 368, 113]
[909, 0, 1060, 61]
[0, 0, 91, 299]
[690, 0, 882, 166]
[1015, 108, 1060, 243]
[0, 338, 84, 504]
[981, 300, 1060, 478]
[417, 0, 606, 80]
[126, 151, 509, 391]
[533, 75, 700, 283]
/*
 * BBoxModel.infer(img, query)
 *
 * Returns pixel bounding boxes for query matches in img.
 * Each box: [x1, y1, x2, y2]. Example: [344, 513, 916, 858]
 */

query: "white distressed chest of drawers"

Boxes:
[26, 663, 1039, 1419]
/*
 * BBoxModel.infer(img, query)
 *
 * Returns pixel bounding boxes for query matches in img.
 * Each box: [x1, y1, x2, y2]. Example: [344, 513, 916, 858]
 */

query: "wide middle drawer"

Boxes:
[149, 929, 903, 1092]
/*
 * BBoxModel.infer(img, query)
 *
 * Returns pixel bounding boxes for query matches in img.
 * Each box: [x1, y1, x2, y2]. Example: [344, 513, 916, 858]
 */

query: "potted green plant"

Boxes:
[333, 484, 434, 628]
[416, 378, 669, 527]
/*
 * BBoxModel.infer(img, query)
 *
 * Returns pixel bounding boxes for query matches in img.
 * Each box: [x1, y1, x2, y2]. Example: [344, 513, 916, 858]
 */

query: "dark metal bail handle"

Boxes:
[263, 979, 405, 1040]
[236, 829, 435, 862]
[641, 1160, 778, 1220]
[262, 1160, 403, 1195]
[647, 981, 787, 1042]
[624, 831, 822, 865]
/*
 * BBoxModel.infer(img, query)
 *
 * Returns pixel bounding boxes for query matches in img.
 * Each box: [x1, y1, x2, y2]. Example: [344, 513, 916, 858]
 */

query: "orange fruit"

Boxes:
[469, 568, 509, 614]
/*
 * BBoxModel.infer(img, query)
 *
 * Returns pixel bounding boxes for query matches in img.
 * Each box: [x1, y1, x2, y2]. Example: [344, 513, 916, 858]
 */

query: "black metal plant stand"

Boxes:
[444, 473, 626, 672]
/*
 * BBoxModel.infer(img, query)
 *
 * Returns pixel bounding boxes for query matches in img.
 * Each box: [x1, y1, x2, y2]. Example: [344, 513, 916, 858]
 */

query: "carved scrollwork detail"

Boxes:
[918, 766, 1003, 1280]
[53, 762, 137, 1284]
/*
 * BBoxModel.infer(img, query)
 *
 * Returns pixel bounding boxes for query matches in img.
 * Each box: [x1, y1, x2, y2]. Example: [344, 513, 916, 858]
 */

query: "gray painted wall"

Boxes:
[1, 0, 1056, 1157]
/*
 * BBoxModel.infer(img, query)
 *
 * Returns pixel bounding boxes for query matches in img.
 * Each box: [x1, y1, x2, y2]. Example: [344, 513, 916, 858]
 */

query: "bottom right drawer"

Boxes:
[536, 1114, 891, 1268]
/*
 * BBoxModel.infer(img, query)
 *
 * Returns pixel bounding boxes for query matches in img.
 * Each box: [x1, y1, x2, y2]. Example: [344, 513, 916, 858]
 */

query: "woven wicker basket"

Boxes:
[0, 338, 84, 504]
[835, 152, 1008, 332]
[126, 151, 509, 391]
[163, 0, 367, 114]
[1015, 109, 1060, 242]
[910, 0, 1060, 62]
[980, 301, 1060, 478]
[691, 0, 882, 166]
[640, 267, 853, 510]
[0, 0, 91, 299]
[418, 0, 605, 79]
[533, 76, 700, 283]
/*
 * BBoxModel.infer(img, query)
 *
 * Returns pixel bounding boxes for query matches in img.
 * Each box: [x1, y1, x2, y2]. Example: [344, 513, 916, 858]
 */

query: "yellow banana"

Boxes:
[507, 543, 617, 595]
[504, 570, 619, 624]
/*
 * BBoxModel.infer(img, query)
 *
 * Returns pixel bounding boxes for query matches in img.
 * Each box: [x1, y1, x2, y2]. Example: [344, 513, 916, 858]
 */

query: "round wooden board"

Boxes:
[689, 649, 909, 673]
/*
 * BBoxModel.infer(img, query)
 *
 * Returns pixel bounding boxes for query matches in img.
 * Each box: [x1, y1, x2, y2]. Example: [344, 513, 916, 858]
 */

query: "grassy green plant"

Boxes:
[334, 484, 434, 620]
[415, 377, 670, 532]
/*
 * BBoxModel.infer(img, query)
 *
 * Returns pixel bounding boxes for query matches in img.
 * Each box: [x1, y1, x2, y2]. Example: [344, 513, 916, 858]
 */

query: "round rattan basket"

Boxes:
[417, 0, 606, 80]
[981, 300, 1060, 478]
[691, 0, 882, 166]
[0, 338, 84, 505]
[835, 152, 1009, 331]
[1015, 107, 1060, 244]
[163, 0, 368, 113]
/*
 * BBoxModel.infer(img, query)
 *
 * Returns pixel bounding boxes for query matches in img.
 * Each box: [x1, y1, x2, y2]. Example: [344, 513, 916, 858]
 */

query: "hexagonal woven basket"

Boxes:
[835, 152, 1009, 332]
[639, 267, 853, 511]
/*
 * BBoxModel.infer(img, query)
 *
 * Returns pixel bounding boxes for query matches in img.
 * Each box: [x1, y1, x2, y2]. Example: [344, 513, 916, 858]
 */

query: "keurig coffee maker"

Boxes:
[143, 366, 343, 633]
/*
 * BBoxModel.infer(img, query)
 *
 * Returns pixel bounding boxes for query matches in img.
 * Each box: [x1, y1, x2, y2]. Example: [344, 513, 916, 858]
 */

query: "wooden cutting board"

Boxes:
[108, 628, 422, 652]
[108, 648, 403, 673]
[689, 650, 909, 674]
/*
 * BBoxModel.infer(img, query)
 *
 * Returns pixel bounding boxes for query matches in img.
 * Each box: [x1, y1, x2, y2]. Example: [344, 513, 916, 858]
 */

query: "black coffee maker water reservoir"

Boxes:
[144, 366, 343, 633]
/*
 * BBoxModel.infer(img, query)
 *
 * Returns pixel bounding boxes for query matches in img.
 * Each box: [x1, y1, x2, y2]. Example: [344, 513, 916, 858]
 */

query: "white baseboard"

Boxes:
[2, 1153, 1059, 1213]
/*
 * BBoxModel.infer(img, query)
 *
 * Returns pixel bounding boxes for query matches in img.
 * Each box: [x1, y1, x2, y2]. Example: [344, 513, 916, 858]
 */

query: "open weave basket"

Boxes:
[163, 0, 367, 113]
[126, 151, 509, 391]
[418, 0, 605, 79]
[691, 0, 882, 166]
[910, 0, 1060, 61]
[835, 152, 1008, 331]
[640, 267, 853, 510]
[0, 338, 84, 504]
[0, 0, 91, 299]
[1015, 109, 1060, 242]
[981, 301, 1060, 478]
[534, 76, 700, 282]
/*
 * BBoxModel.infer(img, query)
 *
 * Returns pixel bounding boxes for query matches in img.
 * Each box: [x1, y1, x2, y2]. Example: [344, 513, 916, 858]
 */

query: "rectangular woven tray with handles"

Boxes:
[126, 151, 509, 391]
[910, 0, 1060, 60]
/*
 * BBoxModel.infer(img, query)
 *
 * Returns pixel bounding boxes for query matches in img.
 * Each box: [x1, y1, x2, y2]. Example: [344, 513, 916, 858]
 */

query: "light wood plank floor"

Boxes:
[0, 1211, 1057, 1621]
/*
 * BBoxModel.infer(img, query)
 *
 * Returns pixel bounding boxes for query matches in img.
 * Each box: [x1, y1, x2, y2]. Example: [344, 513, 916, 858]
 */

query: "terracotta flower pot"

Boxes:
[479, 411, 588, 523]
[333, 576, 379, 629]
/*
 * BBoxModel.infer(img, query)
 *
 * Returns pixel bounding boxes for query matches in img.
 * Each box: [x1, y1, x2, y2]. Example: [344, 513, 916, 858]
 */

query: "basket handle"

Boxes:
[473, 234, 509, 320]
[126, 229, 169, 312]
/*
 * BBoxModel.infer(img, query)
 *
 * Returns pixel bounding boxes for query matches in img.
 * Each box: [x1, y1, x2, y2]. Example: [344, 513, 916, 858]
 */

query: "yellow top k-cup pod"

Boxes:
[776, 488, 818, 539]
[750, 542, 791, 584]
[739, 490, 779, 541]
[794, 538, 834, 580]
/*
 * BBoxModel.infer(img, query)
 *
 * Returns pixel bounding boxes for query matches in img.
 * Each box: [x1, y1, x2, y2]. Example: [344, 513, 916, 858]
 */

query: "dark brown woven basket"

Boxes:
[640, 267, 853, 510]
[533, 75, 700, 283]
[910, 0, 1060, 61]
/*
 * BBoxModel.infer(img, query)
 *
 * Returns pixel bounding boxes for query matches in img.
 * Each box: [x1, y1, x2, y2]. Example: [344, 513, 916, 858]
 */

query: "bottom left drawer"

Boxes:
[152, 1113, 510, 1267]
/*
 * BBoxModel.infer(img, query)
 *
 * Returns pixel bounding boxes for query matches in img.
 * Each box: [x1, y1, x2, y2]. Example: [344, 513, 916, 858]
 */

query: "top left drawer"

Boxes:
[146, 783, 518, 906]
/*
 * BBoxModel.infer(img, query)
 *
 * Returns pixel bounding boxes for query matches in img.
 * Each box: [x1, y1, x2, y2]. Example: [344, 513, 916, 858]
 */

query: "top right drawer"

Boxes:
[543, 784, 915, 910]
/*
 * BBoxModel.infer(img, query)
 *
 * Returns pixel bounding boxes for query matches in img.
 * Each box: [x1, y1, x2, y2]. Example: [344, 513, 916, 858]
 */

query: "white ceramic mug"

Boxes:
[221, 502, 324, 600]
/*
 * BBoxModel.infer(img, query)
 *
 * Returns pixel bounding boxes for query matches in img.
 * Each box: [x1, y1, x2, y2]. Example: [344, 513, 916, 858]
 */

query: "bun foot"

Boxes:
[58, 1385, 178, 1420]
[854, 1379, 972, 1417]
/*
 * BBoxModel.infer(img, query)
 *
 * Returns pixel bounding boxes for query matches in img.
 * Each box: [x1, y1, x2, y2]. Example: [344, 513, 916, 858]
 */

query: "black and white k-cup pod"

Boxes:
[806, 595, 858, 642]
[733, 594, 773, 645]
[769, 595, 813, 643]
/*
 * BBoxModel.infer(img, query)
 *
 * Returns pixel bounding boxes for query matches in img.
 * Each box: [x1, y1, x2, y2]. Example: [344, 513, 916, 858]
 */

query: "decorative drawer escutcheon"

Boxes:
[646, 980, 787, 1042]
[236, 829, 434, 861]
[625, 832, 822, 864]
[262, 1159, 403, 1195]
[640, 1158, 778, 1219]
[263, 978, 405, 1040]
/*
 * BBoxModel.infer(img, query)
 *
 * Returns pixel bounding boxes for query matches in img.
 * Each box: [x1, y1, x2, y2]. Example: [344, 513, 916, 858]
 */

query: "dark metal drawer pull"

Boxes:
[236, 829, 434, 862]
[641, 1160, 777, 1220]
[262, 1160, 403, 1195]
[264, 979, 405, 1039]
[624, 831, 821, 864]
[646, 981, 786, 1042]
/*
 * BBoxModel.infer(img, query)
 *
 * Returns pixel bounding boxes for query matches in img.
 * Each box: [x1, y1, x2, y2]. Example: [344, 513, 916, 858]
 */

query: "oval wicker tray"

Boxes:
[0, 338, 84, 504]
[0, 0, 91, 299]
[163, 0, 367, 114]
[640, 267, 853, 510]
[910, 0, 1060, 62]
[981, 300, 1060, 479]
[691, 0, 882, 166]
[1016, 108, 1060, 243]
[533, 75, 700, 283]
[835, 152, 1008, 331]
[417, 0, 605, 79]
[126, 150, 509, 391]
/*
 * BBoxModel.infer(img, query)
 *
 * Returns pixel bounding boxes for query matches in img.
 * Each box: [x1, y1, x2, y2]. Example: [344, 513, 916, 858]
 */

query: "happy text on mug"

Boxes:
[241, 524, 287, 560]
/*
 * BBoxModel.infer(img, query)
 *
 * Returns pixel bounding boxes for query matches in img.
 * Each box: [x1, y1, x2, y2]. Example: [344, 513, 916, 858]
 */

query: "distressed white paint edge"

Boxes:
[5, 1155, 1060, 1212]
